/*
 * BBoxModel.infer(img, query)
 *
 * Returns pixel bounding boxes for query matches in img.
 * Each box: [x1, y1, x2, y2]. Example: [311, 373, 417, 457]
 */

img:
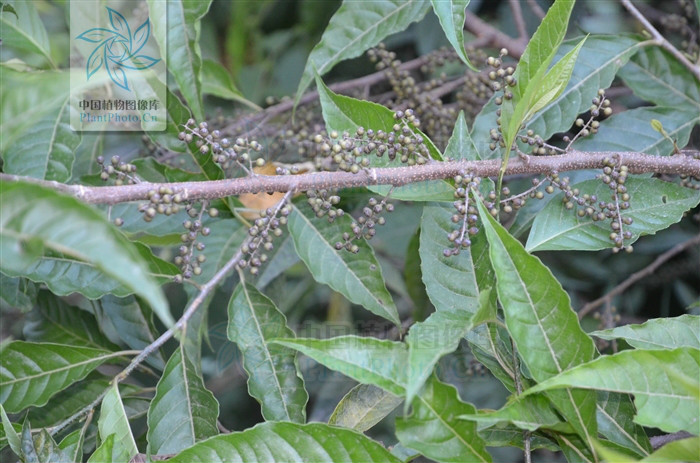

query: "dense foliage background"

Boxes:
[1, 0, 699, 462]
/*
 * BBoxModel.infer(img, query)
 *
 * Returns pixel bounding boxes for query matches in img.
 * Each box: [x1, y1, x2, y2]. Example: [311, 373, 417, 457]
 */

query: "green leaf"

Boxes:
[288, 202, 399, 326]
[405, 202, 494, 404]
[2, 240, 177, 302]
[592, 315, 700, 350]
[271, 336, 407, 396]
[1, 404, 21, 456]
[0, 274, 36, 312]
[23, 291, 118, 351]
[3, 98, 79, 183]
[22, 427, 72, 463]
[0, 181, 174, 327]
[473, 36, 644, 160]
[26, 376, 110, 428]
[573, 106, 699, 156]
[87, 433, 116, 463]
[459, 393, 566, 432]
[167, 423, 403, 463]
[98, 383, 138, 463]
[201, 59, 260, 110]
[0, 69, 68, 153]
[315, 74, 452, 201]
[430, 0, 476, 70]
[466, 324, 517, 391]
[252, 233, 301, 289]
[227, 283, 308, 423]
[147, 347, 219, 455]
[329, 383, 402, 432]
[192, 218, 247, 282]
[526, 178, 700, 252]
[514, 0, 576, 96]
[639, 436, 700, 462]
[404, 228, 431, 318]
[475, 195, 599, 449]
[0, 0, 54, 67]
[476, 424, 559, 452]
[523, 347, 700, 434]
[58, 428, 85, 463]
[501, 0, 576, 153]
[419, 203, 488, 314]
[556, 433, 596, 463]
[523, 37, 587, 121]
[295, 0, 431, 106]
[146, 0, 211, 121]
[95, 295, 166, 370]
[596, 391, 652, 457]
[618, 46, 700, 110]
[0, 341, 117, 413]
[444, 111, 481, 160]
[395, 375, 492, 463]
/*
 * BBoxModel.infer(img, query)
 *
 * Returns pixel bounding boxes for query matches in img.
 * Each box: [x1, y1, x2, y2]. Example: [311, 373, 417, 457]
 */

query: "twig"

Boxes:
[48, 191, 295, 435]
[650, 431, 694, 450]
[3, 151, 698, 206]
[578, 233, 700, 319]
[620, 0, 700, 82]
[49, 240, 254, 435]
[526, 0, 546, 19]
[509, 0, 529, 42]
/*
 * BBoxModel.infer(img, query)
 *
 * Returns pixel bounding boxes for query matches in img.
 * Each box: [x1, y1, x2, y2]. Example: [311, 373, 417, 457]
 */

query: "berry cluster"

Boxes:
[680, 151, 700, 190]
[306, 189, 345, 222]
[97, 155, 138, 185]
[309, 110, 430, 174]
[135, 186, 187, 224]
[179, 119, 263, 174]
[562, 89, 612, 149]
[236, 201, 290, 276]
[660, 0, 699, 60]
[445, 172, 481, 256]
[597, 156, 634, 253]
[173, 203, 217, 281]
[486, 49, 516, 104]
[368, 44, 458, 147]
[499, 157, 635, 252]
[335, 196, 393, 253]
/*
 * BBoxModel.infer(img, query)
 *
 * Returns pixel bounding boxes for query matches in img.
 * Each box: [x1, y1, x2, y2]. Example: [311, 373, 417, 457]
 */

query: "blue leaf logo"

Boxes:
[76, 7, 160, 91]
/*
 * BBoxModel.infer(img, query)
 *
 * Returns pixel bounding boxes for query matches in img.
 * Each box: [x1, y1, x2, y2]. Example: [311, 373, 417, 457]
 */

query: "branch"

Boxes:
[650, 431, 694, 450]
[578, 232, 700, 319]
[3, 151, 698, 206]
[464, 9, 527, 58]
[224, 54, 435, 135]
[509, 0, 529, 42]
[620, 0, 700, 82]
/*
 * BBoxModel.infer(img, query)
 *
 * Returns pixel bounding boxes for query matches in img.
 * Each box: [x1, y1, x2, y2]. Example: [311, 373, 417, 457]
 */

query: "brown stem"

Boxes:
[3, 151, 698, 206]
[464, 10, 527, 58]
[578, 233, 700, 319]
[509, 0, 529, 41]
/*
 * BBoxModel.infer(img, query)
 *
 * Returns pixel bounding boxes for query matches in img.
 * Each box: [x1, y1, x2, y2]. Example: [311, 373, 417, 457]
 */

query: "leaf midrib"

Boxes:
[417, 393, 489, 463]
[1, 350, 122, 386]
[240, 283, 293, 421]
[292, 206, 391, 317]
